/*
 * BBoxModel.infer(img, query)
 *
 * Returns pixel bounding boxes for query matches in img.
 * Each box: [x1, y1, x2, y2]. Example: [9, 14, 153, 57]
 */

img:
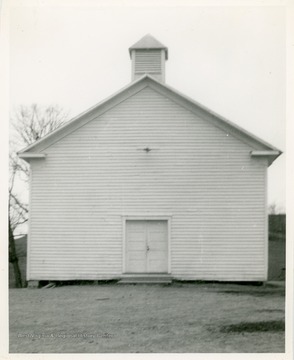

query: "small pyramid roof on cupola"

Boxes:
[129, 34, 168, 59]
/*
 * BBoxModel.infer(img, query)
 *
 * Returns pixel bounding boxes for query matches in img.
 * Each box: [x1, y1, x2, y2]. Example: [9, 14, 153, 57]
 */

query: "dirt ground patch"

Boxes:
[9, 282, 285, 353]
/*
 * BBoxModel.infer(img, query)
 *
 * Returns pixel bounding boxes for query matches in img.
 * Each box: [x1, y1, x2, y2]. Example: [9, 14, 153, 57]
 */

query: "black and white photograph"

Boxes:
[2, 0, 293, 357]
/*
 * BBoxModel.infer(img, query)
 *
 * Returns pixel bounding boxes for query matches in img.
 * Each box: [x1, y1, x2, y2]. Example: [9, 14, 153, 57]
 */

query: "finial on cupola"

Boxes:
[129, 34, 168, 83]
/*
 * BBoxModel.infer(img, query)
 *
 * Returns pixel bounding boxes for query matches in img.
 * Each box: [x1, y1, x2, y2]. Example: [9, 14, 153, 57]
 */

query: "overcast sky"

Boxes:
[9, 1, 286, 210]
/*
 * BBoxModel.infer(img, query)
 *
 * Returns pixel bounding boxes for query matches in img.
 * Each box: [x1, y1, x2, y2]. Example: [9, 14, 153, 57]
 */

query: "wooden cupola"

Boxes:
[129, 34, 168, 83]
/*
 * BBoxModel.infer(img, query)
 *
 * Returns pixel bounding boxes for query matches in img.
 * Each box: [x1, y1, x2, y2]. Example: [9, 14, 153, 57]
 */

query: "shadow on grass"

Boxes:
[220, 320, 285, 333]
[218, 289, 285, 297]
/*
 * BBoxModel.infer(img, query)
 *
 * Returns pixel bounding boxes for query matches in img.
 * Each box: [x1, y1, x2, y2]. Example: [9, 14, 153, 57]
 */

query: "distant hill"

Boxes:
[268, 214, 286, 281]
[269, 214, 286, 241]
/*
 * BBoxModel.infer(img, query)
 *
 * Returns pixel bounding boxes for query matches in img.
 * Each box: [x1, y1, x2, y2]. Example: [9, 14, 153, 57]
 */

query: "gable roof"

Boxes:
[18, 75, 281, 166]
[129, 34, 168, 59]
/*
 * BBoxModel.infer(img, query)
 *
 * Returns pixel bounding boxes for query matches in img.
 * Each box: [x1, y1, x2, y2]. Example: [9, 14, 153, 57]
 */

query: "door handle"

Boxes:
[147, 245, 150, 251]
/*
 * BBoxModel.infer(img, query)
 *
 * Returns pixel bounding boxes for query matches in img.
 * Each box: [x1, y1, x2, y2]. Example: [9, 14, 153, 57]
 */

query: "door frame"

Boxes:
[122, 214, 172, 274]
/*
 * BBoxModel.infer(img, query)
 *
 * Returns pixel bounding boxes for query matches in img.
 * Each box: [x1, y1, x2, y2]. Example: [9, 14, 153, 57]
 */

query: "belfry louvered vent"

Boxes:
[129, 34, 168, 83]
[135, 50, 162, 74]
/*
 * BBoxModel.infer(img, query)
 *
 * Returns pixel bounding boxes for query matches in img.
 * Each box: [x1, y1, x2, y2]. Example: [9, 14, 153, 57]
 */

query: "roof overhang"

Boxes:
[250, 150, 282, 166]
[18, 153, 46, 162]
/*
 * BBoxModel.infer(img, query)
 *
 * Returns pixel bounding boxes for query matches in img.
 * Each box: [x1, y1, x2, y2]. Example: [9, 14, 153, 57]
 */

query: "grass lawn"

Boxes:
[9, 282, 285, 353]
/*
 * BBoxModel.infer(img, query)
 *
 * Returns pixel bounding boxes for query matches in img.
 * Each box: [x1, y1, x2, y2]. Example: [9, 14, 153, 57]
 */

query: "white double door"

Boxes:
[125, 220, 168, 273]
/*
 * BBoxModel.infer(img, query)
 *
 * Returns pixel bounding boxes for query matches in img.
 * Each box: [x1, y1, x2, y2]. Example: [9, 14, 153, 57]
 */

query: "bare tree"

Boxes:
[13, 104, 68, 146]
[9, 104, 68, 287]
[9, 217, 23, 288]
[9, 143, 29, 232]
[268, 203, 280, 215]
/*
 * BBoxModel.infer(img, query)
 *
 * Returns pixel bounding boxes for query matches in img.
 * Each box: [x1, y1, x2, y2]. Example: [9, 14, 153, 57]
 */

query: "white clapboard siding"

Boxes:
[29, 86, 267, 281]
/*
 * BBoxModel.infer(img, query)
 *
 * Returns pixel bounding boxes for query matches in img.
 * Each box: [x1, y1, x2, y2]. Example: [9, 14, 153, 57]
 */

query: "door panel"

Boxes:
[125, 220, 168, 273]
[126, 221, 147, 273]
[146, 221, 168, 273]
